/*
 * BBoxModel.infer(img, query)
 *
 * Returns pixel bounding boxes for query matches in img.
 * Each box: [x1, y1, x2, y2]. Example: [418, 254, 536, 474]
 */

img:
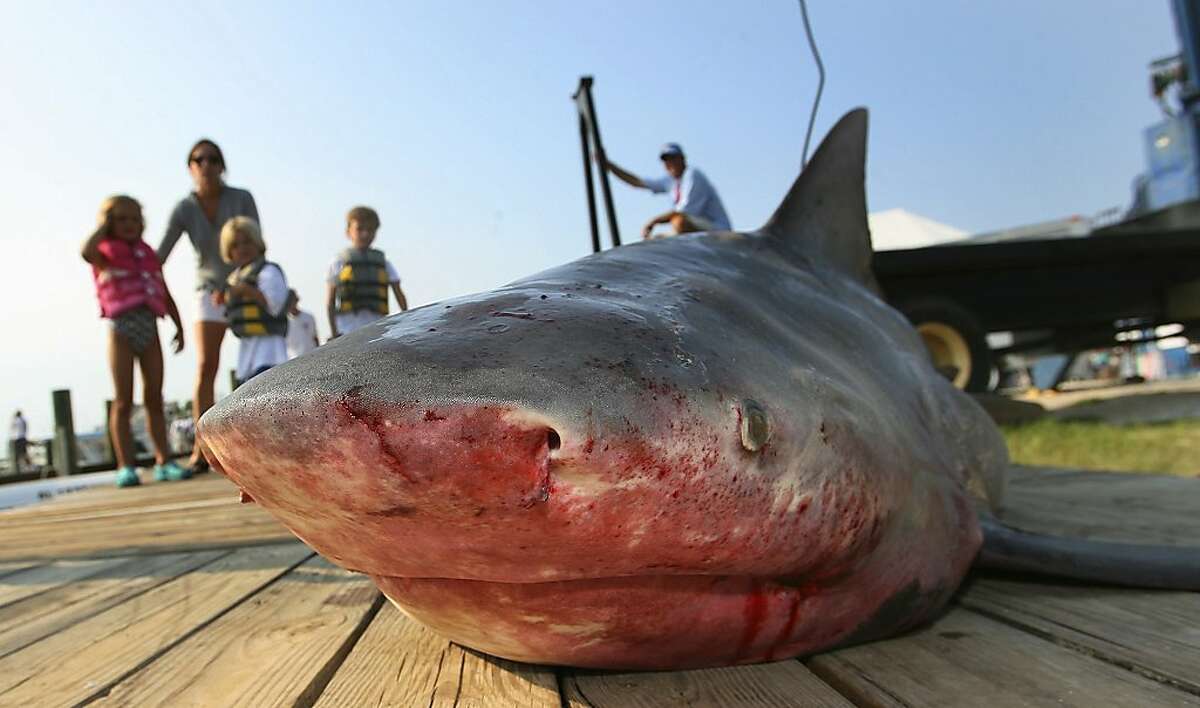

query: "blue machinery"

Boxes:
[1132, 0, 1200, 217]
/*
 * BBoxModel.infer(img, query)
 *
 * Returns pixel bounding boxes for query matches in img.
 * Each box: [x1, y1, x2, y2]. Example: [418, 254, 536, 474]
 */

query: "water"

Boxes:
[0, 471, 118, 510]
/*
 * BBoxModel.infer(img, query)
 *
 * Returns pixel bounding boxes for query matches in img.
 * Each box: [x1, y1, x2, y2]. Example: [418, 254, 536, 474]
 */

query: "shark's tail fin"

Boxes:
[977, 518, 1200, 590]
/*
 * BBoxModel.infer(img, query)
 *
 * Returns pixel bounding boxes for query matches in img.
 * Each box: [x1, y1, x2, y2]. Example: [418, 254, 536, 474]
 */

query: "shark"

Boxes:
[198, 109, 1197, 670]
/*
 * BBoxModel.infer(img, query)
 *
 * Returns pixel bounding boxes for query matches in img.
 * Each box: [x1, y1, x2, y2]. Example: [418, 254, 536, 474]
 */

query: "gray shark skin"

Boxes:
[199, 110, 1012, 669]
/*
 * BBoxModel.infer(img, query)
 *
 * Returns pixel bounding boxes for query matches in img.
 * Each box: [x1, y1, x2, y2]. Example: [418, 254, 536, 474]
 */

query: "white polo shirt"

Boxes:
[641, 166, 732, 231]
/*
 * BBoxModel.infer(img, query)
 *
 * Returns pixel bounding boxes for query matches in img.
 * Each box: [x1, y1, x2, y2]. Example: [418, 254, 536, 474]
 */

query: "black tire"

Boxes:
[899, 299, 993, 392]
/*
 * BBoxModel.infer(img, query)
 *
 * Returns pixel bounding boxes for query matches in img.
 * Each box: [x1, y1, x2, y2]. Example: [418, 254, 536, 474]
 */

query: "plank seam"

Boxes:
[804, 655, 914, 708]
[6, 497, 240, 526]
[427, 645, 449, 708]
[74, 549, 316, 706]
[961, 604, 1200, 698]
[450, 647, 466, 708]
[0, 536, 302, 565]
[0, 563, 46, 581]
[0, 562, 125, 613]
[553, 670, 576, 708]
[294, 590, 385, 708]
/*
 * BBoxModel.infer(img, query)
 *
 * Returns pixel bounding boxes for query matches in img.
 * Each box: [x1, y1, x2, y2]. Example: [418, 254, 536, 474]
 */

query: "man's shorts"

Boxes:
[682, 213, 718, 232]
[195, 289, 228, 324]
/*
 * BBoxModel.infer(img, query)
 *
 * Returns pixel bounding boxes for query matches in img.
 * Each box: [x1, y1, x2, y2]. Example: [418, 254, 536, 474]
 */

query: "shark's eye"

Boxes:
[739, 399, 771, 452]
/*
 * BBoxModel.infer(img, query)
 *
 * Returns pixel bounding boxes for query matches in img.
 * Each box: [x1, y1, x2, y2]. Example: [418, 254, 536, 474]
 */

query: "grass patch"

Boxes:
[1000, 418, 1200, 476]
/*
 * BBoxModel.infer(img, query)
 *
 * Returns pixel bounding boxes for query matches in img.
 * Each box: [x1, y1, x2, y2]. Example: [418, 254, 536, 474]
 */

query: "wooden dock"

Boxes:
[0, 466, 1196, 707]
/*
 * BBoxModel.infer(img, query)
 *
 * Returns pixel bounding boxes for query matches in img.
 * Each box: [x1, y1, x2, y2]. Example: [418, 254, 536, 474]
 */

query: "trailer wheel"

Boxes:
[900, 300, 993, 392]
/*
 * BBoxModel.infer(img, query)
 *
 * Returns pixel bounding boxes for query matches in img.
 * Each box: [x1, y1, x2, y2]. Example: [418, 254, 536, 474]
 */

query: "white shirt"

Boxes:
[641, 166, 732, 231]
[287, 310, 319, 359]
[235, 262, 289, 381]
[10, 416, 26, 441]
[326, 257, 401, 335]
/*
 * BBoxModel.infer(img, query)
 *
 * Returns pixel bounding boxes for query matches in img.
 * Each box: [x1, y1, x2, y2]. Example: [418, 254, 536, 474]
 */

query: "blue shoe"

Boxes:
[154, 461, 192, 482]
[115, 467, 141, 488]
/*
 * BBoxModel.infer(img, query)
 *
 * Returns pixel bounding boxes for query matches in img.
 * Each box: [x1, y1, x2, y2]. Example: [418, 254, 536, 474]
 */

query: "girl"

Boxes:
[216, 217, 290, 385]
[82, 196, 190, 487]
[157, 139, 260, 474]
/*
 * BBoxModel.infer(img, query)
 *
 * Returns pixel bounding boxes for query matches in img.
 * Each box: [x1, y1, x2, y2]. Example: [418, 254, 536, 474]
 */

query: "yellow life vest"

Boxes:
[226, 258, 288, 339]
[336, 248, 390, 315]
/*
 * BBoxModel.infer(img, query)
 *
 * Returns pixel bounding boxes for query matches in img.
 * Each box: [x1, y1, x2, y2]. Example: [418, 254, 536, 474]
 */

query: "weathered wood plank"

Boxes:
[0, 549, 226, 657]
[562, 661, 853, 707]
[0, 475, 234, 523]
[0, 475, 294, 563]
[316, 603, 561, 707]
[0, 543, 312, 706]
[92, 556, 379, 707]
[1001, 468, 1200, 545]
[315, 603, 457, 706]
[960, 577, 1200, 694]
[0, 556, 128, 607]
[5, 496, 241, 526]
[0, 505, 293, 563]
[442, 647, 561, 708]
[0, 465, 1195, 707]
[806, 608, 1200, 707]
[0, 519, 293, 563]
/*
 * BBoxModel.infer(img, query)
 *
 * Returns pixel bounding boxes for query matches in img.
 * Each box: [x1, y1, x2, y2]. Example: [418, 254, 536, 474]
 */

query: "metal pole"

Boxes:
[51, 389, 78, 477]
[575, 77, 622, 248]
[577, 111, 601, 253]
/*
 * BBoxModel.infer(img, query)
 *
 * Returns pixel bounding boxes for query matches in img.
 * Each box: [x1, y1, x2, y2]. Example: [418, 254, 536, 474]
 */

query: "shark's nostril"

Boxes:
[547, 428, 562, 451]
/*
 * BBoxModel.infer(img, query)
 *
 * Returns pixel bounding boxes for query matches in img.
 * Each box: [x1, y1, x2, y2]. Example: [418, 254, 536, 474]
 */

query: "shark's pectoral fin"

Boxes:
[763, 108, 880, 294]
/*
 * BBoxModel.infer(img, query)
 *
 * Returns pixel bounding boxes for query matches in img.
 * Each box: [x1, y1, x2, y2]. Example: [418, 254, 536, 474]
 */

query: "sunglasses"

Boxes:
[190, 155, 222, 166]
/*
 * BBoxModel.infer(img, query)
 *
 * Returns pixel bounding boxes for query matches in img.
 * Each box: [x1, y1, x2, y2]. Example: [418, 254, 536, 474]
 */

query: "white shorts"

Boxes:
[335, 310, 385, 335]
[195, 289, 228, 324]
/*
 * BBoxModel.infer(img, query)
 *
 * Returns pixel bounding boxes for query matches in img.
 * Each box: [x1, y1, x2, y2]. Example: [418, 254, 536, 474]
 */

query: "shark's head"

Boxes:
[198, 110, 1006, 669]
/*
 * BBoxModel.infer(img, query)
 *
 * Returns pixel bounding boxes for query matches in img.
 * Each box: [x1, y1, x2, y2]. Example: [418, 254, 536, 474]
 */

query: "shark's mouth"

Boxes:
[369, 570, 948, 670]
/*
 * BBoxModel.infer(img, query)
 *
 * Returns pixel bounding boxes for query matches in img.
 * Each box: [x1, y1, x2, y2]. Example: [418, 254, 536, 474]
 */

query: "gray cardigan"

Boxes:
[157, 186, 259, 291]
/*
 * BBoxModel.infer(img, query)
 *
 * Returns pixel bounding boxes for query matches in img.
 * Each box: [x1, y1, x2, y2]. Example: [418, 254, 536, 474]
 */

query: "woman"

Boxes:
[158, 139, 259, 474]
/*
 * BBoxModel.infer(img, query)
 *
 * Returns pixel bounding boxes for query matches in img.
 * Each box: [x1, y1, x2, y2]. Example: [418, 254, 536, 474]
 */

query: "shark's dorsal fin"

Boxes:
[763, 108, 879, 292]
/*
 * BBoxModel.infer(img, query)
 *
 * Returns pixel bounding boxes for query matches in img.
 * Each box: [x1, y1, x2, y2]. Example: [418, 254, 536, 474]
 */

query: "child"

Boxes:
[285, 289, 320, 359]
[326, 206, 407, 338]
[215, 216, 289, 386]
[81, 195, 190, 487]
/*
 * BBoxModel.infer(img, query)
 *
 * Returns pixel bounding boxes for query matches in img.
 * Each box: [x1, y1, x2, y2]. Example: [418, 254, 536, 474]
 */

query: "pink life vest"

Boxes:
[92, 239, 168, 319]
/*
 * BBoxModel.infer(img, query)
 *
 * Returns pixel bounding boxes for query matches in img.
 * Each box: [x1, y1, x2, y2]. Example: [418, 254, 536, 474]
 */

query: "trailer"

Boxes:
[874, 220, 1200, 391]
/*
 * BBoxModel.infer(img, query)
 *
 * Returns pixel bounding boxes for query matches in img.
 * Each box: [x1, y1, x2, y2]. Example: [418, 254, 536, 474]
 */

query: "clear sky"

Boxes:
[0, 1, 1177, 438]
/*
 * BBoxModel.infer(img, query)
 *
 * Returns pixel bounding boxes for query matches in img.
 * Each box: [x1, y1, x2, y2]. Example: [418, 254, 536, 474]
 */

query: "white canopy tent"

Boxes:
[867, 208, 968, 251]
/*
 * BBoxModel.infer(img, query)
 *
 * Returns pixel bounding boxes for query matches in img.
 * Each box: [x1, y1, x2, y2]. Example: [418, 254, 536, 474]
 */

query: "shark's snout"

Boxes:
[333, 386, 561, 508]
[200, 386, 571, 554]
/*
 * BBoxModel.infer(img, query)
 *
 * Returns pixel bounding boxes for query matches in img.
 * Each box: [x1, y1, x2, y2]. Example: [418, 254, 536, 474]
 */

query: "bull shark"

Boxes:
[198, 110, 1198, 670]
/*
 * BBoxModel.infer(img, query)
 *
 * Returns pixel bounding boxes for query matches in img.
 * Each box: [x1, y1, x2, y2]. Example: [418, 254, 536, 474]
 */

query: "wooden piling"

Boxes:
[51, 389, 78, 477]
